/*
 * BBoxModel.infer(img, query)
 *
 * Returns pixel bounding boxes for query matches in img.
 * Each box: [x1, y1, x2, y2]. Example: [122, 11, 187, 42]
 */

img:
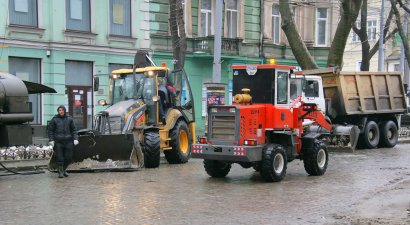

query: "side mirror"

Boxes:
[94, 77, 99, 92]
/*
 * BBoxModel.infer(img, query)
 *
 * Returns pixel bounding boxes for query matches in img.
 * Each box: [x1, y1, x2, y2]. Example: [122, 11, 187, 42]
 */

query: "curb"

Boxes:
[2, 139, 410, 171]
[398, 137, 410, 144]
[0, 159, 49, 172]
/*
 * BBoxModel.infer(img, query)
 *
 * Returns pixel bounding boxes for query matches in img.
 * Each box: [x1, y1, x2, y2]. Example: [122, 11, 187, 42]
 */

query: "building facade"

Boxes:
[1, 0, 343, 133]
[0, 0, 150, 129]
[149, 0, 338, 132]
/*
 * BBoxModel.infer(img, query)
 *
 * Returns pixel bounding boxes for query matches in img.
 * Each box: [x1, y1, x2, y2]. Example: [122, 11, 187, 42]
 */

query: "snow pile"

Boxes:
[0, 145, 53, 161]
[69, 158, 131, 169]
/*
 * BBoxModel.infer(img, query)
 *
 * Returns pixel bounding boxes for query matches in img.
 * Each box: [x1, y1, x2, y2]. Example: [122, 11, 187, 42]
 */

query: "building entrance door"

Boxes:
[67, 86, 91, 130]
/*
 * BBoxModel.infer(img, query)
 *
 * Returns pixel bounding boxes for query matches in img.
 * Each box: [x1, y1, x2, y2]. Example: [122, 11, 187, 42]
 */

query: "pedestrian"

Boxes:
[48, 105, 79, 178]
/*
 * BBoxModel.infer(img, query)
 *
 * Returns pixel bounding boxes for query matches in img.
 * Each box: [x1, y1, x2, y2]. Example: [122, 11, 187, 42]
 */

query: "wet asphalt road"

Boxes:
[1, 144, 410, 225]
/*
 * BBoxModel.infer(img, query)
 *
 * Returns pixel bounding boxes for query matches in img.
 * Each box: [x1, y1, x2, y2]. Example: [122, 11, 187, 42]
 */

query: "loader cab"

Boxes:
[232, 64, 295, 105]
[109, 67, 169, 125]
[289, 75, 325, 114]
[109, 67, 194, 126]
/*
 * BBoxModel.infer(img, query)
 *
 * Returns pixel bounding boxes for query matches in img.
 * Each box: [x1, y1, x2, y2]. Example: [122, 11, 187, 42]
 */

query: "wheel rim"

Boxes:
[179, 130, 189, 154]
[317, 149, 326, 168]
[368, 130, 374, 141]
[273, 153, 284, 174]
[387, 129, 393, 140]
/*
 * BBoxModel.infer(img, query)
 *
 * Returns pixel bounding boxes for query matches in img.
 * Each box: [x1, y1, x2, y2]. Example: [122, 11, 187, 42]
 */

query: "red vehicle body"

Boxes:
[191, 63, 332, 182]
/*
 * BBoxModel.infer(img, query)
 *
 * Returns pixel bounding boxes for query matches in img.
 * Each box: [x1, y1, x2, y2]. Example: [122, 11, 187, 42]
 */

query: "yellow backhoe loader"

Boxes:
[49, 51, 196, 171]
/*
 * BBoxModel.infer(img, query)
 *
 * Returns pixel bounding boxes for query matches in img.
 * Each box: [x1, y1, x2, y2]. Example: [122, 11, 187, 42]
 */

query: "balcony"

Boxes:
[190, 37, 240, 55]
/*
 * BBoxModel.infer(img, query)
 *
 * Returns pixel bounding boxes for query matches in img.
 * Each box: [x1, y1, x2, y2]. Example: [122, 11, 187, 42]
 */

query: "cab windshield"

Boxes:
[111, 73, 143, 104]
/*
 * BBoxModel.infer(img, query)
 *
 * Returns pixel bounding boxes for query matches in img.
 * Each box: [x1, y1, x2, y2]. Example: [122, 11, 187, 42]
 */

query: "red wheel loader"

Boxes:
[192, 63, 344, 182]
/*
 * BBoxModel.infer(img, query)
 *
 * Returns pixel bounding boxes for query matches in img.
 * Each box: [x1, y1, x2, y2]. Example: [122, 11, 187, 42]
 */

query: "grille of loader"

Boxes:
[209, 115, 236, 141]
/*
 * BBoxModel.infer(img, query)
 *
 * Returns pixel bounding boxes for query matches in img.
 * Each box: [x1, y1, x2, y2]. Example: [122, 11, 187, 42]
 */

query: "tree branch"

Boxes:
[390, 0, 410, 68]
[397, 0, 410, 13]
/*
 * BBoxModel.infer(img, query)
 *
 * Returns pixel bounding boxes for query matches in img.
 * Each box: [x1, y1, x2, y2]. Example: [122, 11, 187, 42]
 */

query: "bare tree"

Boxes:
[169, 0, 187, 71]
[279, 0, 362, 70]
[352, 1, 398, 71]
[391, 0, 410, 69]
[398, 0, 410, 13]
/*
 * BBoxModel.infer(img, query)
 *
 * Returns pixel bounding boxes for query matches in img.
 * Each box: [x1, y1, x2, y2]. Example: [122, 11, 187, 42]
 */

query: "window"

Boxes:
[315, 8, 328, 46]
[352, 21, 360, 42]
[200, 0, 212, 36]
[9, 0, 38, 27]
[367, 20, 377, 41]
[110, 0, 131, 36]
[394, 64, 400, 72]
[272, 5, 281, 44]
[226, 0, 238, 38]
[356, 61, 362, 71]
[66, 0, 91, 32]
[276, 71, 288, 104]
[305, 80, 319, 97]
[290, 79, 302, 100]
[9, 57, 41, 123]
[65, 61, 93, 86]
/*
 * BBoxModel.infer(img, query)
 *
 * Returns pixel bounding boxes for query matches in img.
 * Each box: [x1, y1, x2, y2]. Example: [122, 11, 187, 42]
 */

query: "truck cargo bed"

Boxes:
[302, 68, 407, 119]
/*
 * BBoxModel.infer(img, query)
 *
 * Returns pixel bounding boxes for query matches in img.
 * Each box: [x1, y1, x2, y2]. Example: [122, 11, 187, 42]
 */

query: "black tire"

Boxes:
[203, 160, 231, 178]
[303, 140, 328, 176]
[253, 163, 261, 172]
[143, 131, 160, 168]
[378, 120, 398, 148]
[165, 120, 192, 164]
[361, 120, 380, 149]
[260, 144, 287, 182]
[239, 162, 253, 169]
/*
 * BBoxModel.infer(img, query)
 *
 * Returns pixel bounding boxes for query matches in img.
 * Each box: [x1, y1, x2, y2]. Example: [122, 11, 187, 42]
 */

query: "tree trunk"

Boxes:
[169, 0, 187, 71]
[352, 0, 371, 71]
[327, 0, 362, 68]
[279, 0, 318, 70]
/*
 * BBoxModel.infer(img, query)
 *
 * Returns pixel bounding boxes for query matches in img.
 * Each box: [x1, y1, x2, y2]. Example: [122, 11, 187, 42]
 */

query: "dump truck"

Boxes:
[0, 72, 56, 148]
[191, 63, 336, 182]
[49, 51, 196, 171]
[295, 68, 407, 150]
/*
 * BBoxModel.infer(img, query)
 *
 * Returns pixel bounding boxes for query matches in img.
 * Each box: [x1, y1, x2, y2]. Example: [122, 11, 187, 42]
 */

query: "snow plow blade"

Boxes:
[307, 125, 360, 151]
[48, 132, 143, 172]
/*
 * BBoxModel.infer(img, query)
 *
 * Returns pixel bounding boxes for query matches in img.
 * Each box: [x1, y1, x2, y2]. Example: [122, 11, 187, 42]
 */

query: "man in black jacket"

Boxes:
[48, 105, 79, 178]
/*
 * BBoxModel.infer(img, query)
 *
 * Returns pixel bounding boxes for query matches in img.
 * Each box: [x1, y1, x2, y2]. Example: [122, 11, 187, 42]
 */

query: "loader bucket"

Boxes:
[307, 125, 360, 151]
[48, 132, 144, 172]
